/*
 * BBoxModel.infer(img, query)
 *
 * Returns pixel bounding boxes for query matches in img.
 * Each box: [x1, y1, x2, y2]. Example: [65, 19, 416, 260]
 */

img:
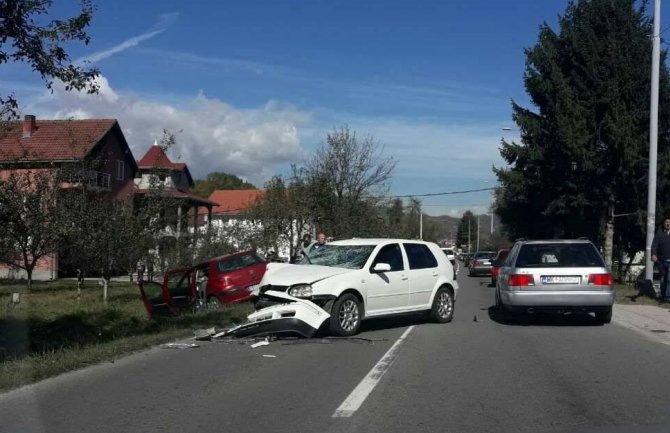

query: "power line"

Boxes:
[381, 187, 496, 199]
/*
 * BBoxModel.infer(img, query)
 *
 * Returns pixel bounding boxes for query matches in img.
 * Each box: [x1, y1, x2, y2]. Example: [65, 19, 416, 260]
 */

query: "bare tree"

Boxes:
[303, 125, 396, 238]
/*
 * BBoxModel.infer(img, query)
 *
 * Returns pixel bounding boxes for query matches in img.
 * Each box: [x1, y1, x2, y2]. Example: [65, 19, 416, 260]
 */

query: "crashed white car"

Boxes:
[242, 239, 458, 337]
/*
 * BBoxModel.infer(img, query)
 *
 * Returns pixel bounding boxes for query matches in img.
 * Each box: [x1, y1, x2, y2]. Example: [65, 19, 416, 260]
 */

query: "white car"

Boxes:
[441, 247, 459, 275]
[248, 239, 459, 336]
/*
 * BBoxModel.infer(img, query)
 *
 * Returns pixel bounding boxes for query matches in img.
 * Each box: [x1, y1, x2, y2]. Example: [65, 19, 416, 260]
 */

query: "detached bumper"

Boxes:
[224, 291, 331, 338]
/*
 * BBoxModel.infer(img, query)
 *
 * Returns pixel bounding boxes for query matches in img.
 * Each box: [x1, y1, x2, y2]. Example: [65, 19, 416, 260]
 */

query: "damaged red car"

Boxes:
[138, 250, 267, 317]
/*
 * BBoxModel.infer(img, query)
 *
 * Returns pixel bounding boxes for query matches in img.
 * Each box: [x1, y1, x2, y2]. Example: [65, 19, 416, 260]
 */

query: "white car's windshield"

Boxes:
[304, 244, 375, 269]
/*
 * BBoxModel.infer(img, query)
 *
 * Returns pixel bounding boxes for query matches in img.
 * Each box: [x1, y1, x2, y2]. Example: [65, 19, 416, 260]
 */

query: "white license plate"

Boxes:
[540, 276, 580, 284]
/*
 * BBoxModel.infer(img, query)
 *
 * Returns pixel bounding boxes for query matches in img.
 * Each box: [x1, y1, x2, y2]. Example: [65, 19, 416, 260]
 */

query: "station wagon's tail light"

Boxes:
[588, 273, 613, 286]
[509, 274, 535, 286]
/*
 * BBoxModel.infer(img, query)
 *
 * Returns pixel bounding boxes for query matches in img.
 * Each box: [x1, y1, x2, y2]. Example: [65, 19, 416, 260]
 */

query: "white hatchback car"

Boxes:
[253, 239, 459, 336]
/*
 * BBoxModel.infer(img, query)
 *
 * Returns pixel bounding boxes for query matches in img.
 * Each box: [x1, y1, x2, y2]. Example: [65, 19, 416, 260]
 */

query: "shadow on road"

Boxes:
[359, 312, 429, 333]
[486, 305, 603, 327]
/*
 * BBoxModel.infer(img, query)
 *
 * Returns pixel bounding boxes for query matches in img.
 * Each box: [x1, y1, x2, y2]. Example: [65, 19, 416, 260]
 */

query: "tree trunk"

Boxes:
[26, 267, 33, 291]
[603, 202, 614, 270]
[101, 278, 108, 305]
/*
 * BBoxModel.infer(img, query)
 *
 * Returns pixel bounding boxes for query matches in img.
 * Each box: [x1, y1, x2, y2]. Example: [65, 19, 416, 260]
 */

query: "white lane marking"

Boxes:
[332, 325, 414, 418]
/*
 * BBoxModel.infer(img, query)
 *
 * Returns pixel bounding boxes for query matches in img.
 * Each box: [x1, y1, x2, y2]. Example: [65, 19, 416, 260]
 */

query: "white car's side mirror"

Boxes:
[372, 263, 392, 273]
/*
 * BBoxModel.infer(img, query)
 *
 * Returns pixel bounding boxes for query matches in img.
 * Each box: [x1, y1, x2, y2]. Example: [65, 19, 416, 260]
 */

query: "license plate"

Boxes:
[540, 276, 580, 284]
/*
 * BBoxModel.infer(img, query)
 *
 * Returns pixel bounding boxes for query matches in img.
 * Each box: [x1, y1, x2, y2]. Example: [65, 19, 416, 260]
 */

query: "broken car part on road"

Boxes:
[213, 291, 331, 339]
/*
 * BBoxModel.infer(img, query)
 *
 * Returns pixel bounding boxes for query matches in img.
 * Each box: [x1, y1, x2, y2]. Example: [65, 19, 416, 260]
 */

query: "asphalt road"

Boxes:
[2, 269, 670, 433]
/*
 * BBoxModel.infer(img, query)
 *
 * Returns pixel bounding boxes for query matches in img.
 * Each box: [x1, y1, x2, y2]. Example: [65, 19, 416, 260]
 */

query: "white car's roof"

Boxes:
[328, 238, 436, 246]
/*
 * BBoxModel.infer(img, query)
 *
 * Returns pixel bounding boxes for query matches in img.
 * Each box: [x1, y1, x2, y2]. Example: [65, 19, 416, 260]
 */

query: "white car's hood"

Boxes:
[263, 264, 353, 286]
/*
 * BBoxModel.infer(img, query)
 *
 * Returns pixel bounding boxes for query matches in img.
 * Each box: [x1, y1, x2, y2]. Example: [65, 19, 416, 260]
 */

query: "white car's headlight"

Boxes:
[288, 284, 313, 299]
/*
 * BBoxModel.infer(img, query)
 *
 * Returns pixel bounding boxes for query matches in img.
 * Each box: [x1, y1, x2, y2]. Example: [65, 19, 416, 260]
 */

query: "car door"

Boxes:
[137, 281, 175, 318]
[404, 243, 440, 308]
[162, 268, 196, 312]
[364, 243, 410, 314]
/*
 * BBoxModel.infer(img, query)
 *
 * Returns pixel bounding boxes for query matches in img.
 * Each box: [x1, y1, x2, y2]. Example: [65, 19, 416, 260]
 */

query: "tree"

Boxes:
[0, 0, 99, 120]
[192, 172, 256, 198]
[386, 198, 409, 238]
[456, 211, 477, 252]
[303, 125, 396, 238]
[494, 0, 670, 262]
[0, 170, 65, 289]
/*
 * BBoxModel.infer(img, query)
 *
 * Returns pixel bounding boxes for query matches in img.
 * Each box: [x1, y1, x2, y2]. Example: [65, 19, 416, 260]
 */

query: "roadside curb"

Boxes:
[613, 303, 670, 347]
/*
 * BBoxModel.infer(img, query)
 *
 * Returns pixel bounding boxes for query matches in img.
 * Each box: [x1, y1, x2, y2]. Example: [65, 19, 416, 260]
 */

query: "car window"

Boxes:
[404, 243, 438, 270]
[306, 244, 376, 269]
[515, 243, 605, 268]
[217, 253, 262, 273]
[372, 243, 404, 272]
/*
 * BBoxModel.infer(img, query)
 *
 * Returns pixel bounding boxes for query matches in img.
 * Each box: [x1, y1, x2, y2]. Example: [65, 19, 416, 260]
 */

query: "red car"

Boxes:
[490, 248, 511, 286]
[138, 250, 267, 317]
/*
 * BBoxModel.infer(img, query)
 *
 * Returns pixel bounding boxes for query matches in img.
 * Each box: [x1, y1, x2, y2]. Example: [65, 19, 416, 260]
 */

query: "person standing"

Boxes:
[312, 233, 327, 251]
[651, 217, 670, 303]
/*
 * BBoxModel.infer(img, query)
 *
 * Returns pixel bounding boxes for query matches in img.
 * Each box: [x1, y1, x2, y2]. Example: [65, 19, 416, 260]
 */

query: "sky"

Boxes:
[2, 0, 664, 216]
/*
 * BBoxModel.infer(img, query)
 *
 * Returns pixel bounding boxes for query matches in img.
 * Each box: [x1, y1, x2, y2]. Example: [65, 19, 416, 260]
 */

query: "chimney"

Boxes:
[22, 115, 36, 138]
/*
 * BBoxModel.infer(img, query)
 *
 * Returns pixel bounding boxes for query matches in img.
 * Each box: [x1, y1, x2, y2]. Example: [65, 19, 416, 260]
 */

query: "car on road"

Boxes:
[138, 250, 267, 317]
[252, 239, 459, 336]
[441, 247, 459, 275]
[491, 248, 511, 285]
[468, 251, 496, 276]
[495, 239, 615, 324]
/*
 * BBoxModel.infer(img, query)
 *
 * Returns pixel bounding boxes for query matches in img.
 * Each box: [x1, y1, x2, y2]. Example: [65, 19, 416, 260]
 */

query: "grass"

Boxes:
[0, 279, 253, 392]
[614, 282, 662, 306]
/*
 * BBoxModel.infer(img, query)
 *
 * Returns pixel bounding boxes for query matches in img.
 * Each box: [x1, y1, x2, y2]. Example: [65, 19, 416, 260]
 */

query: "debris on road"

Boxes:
[160, 343, 200, 349]
[262, 354, 277, 358]
[194, 328, 217, 340]
[213, 290, 330, 339]
[250, 340, 270, 348]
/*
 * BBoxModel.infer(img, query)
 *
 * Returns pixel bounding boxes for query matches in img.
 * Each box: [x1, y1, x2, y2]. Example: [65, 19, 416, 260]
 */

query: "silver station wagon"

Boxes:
[495, 239, 615, 324]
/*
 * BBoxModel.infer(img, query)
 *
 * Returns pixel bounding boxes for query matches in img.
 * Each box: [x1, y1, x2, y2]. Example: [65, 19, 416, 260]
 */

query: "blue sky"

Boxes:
[3, 0, 662, 216]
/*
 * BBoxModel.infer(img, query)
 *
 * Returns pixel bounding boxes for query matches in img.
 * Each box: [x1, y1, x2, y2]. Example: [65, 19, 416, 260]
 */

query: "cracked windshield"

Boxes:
[2, 1, 670, 432]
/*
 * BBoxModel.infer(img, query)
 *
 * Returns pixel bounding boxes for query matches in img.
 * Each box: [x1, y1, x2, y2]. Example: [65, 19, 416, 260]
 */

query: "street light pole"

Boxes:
[468, 218, 471, 254]
[476, 214, 480, 251]
[646, 0, 661, 281]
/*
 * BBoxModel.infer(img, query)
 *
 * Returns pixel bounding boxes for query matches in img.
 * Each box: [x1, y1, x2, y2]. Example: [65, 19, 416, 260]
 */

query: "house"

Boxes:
[134, 141, 217, 240]
[202, 189, 308, 261]
[0, 115, 139, 279]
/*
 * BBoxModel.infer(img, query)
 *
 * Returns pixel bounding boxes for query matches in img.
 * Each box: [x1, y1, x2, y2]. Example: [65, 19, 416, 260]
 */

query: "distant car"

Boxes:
[253, 239, 459, 336]
[495, 239, 615, 324]
[138, 250, 267, 317]
[468, 251, 496, 276]
[441, 247, 459, 274]
[491, 248, 511, 285]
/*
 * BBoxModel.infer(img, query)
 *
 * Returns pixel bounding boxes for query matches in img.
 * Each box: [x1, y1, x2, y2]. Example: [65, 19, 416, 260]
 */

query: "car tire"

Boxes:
[595, 308, 612, 325]
[429, 287, 454, 323]
[208, 296, 222, 309]
[330, 293, 362, 336]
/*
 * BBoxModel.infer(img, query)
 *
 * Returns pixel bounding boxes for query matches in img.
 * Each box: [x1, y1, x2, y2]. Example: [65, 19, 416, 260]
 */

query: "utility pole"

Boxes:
[419, 212, 423, 240]
[468, 218, 471, 254]
[646, 0, 661, 281]
[476, 214, 480, 251]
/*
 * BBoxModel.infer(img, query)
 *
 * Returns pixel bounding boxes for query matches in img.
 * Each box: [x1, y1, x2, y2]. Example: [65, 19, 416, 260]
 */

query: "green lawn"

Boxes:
[0, 279, 253, 391]
[614, 282, 660, 306]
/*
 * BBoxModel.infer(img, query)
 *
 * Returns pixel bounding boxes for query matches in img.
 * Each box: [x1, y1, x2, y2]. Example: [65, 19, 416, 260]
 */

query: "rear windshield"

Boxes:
[217, 253, 264, 273]
[474, 252, 496, 259]
[515, 243, 605, 268]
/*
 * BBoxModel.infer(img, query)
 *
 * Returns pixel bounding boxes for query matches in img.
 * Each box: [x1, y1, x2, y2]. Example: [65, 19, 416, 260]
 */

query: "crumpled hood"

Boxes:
[262, 264, 352, 286]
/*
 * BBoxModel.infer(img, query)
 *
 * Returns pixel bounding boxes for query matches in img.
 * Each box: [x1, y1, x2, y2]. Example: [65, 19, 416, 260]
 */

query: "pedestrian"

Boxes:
[299, 233, 313, 259]
[651, 217, 670, 303]
[312, 233, 327, 251]
[136, 259, 145, 283]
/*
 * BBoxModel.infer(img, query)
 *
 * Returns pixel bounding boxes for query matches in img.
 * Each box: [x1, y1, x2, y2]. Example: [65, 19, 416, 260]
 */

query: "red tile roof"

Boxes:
[135, 188, 219, 207]
[204, 189, 265, 215]
[136, 145, 193, 185]
[0, 118, 117, 161]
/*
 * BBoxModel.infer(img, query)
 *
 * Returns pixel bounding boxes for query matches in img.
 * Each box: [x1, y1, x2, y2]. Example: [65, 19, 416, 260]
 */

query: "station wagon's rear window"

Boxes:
[515, 243, 605, 268]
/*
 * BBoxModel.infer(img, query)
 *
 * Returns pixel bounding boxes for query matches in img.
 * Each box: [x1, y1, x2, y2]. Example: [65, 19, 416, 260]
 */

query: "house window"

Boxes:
[116, 160, 125, 180]
[98, 172, 111, 188]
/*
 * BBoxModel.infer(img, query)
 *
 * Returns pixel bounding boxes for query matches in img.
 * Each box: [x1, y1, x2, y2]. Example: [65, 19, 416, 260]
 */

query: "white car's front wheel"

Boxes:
[330, 293, 362, 336]
[429, 287, 454, 323]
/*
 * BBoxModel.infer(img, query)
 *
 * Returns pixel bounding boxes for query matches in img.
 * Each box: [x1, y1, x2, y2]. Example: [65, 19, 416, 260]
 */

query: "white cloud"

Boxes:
[28, 75, 309, 186]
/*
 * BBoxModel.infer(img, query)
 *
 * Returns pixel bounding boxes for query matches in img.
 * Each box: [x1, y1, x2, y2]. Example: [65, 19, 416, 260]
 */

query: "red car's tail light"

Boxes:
[509, 274, 535, 286]
[588, 273, 613, 285]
